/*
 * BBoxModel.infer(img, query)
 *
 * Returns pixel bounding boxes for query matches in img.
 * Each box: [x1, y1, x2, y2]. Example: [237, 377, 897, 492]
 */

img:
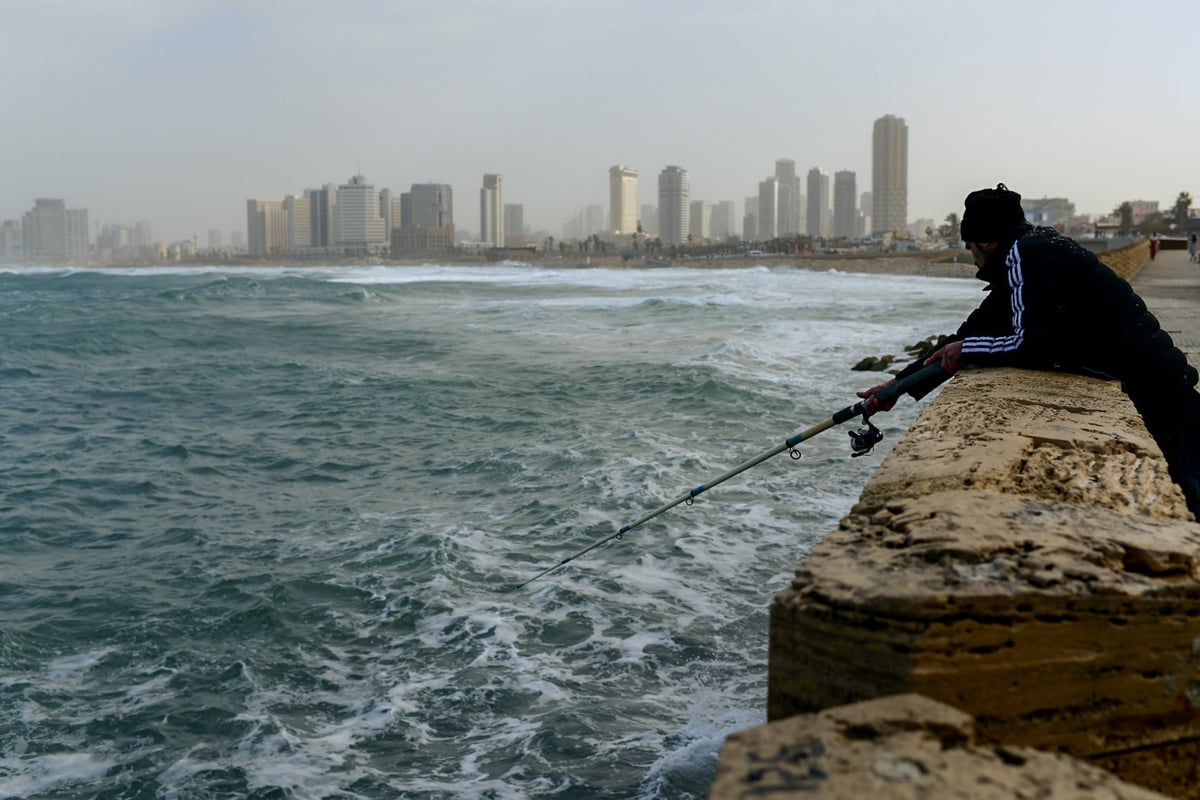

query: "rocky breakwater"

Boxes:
[739, 365, 1200, 798]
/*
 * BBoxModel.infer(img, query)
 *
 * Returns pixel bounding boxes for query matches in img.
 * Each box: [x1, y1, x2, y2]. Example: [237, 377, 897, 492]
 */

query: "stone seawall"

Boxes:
[1103, 239, 1152, 281]
[712, 239, 1200, 799]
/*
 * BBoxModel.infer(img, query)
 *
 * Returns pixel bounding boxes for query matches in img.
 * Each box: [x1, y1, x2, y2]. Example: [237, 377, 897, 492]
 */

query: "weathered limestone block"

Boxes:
[767, 368, 1200, 797]
[711, 694, 1169, 799]
[860, 368, 1192, 520]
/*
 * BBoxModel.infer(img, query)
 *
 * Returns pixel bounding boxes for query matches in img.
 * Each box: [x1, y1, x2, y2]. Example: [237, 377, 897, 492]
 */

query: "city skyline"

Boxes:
[4, 0, 1198, 243]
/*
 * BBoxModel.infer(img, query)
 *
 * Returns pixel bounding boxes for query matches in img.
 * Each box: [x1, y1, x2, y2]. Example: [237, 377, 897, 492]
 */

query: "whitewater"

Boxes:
[0, 262, 981, 799]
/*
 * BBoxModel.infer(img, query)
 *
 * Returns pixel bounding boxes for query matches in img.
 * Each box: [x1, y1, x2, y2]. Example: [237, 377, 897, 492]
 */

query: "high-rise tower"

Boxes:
[775, 159, 801, 236]
[402, 184, 454, 228]
[22, 198, 89, 263]
[757, 178, 778, 240]
[609, 165, 639, 235]
[833, 170, 858, 239]
[247, 198, 287, 257]
[334, 174, 386, 252]
[806, 168, 830, 238]
[480, 174, 504, 246]
[872, 115, 909, 236]
[658, 166, 690, 245]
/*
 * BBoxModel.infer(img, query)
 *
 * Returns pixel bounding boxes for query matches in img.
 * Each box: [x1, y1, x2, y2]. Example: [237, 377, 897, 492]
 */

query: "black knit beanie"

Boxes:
[959, 183, 1026, 242]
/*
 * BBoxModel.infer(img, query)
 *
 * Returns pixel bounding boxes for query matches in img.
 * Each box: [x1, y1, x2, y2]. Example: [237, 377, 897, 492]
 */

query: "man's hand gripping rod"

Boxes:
[508, 363, 949, 591]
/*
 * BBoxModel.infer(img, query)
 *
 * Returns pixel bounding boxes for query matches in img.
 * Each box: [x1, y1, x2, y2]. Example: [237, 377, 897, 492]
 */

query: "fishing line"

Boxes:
[507, 362, 949, 591]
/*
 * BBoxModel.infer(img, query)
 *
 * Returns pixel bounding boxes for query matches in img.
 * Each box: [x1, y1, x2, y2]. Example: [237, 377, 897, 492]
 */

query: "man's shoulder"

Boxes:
[1015, 226, 1095, 263]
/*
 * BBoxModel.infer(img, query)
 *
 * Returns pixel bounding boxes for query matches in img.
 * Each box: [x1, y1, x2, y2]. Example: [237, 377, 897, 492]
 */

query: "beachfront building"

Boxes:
[744, 196, 759, 242]
[247, 199, 287, 257]
[480, 173, 504, 247]
[689, 200, 713, 242]
[658, 165, 690, 245]
[396, 183, 455, 256]
[380, 188, 401, 245]
[757, 178, 778, 240]
[775, 159, 802, 237]
[0, 219, 22, 262]
[807, 168, 831, 238]
[306, 184, 337, 250]
[283, 194, 311, 253]
[504, 203, 524, 243]
[21, 198, 89, 264]
[334, 174, 387, 254]
[1023, 197, 1076, 229]
[833, 170, 858, 239]
[402, 183, 454, 229]
[713, 200, 737, 240]
[872, 114, 909, 236]
[609, 165, 639, 235]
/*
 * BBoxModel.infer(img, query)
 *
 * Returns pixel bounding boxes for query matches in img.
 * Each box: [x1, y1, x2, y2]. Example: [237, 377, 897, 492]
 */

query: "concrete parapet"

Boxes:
[727, 367, 1200, 798]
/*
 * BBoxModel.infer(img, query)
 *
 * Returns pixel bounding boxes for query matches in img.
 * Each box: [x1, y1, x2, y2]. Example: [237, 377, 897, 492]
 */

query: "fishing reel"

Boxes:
[848, 418, 883, 458]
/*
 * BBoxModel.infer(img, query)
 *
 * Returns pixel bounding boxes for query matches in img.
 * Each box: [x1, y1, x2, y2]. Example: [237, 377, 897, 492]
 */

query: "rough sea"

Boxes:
[0, 262, 981, 799]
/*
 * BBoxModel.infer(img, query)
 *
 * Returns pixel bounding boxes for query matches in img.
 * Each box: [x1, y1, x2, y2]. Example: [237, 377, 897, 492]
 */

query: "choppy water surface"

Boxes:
[0, 263, 980, 798]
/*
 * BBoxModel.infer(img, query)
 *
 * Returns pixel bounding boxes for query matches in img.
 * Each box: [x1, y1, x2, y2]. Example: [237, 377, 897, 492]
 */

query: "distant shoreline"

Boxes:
[75, 250, 980, 280]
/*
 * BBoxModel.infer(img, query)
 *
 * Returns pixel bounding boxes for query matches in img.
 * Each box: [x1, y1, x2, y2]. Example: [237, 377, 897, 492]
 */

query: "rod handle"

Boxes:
[873, 362, 949, 407]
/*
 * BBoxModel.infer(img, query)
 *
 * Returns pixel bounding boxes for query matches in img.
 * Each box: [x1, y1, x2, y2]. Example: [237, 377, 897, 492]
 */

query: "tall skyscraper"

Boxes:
[712, 200, 737, 240]
[689, 200, 712, 241]
[480, 173, 504, 246]
[872, 114, 909, 235]
[832, 170, 858, 239]
[658, 165, 690, 245]
[335, 174, 386, 252]
[307, 184, 337, 249]
[806, 168, 830, 238]
[283, 194, 311, 252]
[504, 203, 524, 240]
[757, 178, 778, 240]
[380, 188, 399, 244]
[744, 196, 759, 241]
[609, 165, 639, 235]
[775, 159, 802, 236]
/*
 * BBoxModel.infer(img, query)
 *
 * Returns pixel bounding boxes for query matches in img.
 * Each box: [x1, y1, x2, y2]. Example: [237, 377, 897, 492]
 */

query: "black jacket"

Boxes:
[899, 224, 1197, 397]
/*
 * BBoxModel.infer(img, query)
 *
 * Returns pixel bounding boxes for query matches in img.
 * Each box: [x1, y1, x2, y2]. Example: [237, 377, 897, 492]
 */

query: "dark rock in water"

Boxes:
[852, 355, 895, 372]
[904, 334, 951, 356]
[854, 335, 951, 372]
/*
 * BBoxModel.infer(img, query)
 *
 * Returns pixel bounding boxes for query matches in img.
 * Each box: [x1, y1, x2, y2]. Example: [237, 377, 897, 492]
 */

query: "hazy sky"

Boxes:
[4, 0, 1198, 243]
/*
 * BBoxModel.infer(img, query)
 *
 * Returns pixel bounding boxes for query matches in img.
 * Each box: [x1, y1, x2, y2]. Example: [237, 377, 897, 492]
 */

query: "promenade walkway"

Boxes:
[1132, 247, 1200, 363]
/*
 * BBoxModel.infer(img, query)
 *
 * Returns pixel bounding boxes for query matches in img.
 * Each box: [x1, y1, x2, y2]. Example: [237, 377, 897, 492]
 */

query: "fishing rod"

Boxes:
[508, 362, 949, 591]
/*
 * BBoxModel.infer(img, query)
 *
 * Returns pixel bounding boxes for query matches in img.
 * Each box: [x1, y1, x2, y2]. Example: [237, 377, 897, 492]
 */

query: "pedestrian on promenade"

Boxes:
[1150, 232, 1160, 260]
[1189, 232, 1197, 262]
[857, 184, 1200, 519]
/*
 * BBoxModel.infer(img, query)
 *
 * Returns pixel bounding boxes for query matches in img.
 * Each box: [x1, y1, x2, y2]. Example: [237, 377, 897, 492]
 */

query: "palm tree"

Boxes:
[1117, 202, 1134, 235]
[1175, 192, 1193, 228]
